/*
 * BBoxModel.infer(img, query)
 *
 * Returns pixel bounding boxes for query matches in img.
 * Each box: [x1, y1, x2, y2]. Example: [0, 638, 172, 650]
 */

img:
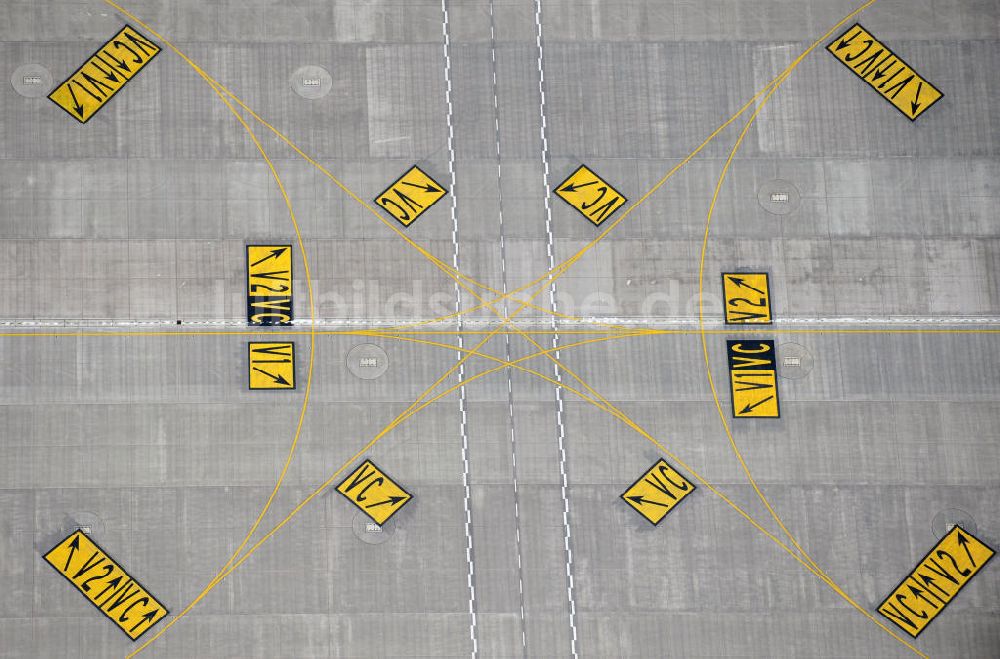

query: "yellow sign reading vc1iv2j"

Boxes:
[336, 460, 413, 525]
[620, 459, 696, 525]
[554, 164, 627, 226]
[878, 525, 994, 638]
[722, 273, 772, 324]
[374, 165, 448, 227]
[246, 245, 293, 326]
[42, 530, 168, 640]
[727, 340, 780, 418]
[48, 25, 160, 124]
[827, 24, 943, 121]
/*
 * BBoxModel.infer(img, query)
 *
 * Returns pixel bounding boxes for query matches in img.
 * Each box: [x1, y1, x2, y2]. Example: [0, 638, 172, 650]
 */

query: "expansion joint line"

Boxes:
[440, 1, 479, 655]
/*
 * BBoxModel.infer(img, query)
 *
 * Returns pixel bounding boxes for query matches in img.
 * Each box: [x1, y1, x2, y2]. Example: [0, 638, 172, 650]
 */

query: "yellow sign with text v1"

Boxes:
[248, 342, 295, 390]
[722, 273, 772, 324]
[727, 340, 780, 418]
[48, 25, 160, 124]
[374, 165, 448, 227]
[621, 459, 696, 525]
[878, 525, 994, 637]
[554, 164, 627, 226]
[827, 23, 943, 121]
[336, 460, 413, 525]
[42, 530, 168, 641]
[246, 245, 293, 326]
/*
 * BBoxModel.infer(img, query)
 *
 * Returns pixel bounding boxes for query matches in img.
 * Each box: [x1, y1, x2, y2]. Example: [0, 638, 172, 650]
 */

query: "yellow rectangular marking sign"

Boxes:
[336, 460, 413, 525]
[42, 530, 168, 641]
[722, 273, 772, 324]
[878, 525, 994, 637]
[827, 23, 943, 121]
[621, 459, 696, 525]
[554, 164, 627, 226]
[374, 165, 448, 227]
[727, 340, 780, 418]
[246, 245, 293, 326]
[48, 25, 160, 124]
[248, 342, 295, 390]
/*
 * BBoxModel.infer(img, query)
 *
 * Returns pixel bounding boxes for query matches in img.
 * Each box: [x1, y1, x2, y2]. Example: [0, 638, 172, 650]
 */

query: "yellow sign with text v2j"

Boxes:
[48, 25, 160, 124]
[247, 245, 293, 326]
[42, 530, 168, 640]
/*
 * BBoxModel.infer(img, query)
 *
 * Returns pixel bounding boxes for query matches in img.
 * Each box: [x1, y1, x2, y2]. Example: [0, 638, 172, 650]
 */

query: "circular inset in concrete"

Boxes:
[11, 64, 53, 98]
[289, 65, 332, 100]
[777, 342, 814, 379]
[64, 512, 105, 538]
[347, 344, 389, 380]
[757, 179, 801, 216]
[931, 508, 977, 540]
[352, 512, 395, 545]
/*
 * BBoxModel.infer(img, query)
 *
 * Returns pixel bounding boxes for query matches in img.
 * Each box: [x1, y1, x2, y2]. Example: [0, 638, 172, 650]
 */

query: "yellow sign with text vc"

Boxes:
[722, 273, 772, 324]
[246, 245, 293, 326]
[248, 342, 295, 390]
[554, 164, 627, 226]
[49, 25, 160, 124]
[374, 165, 448, 227]
[42, 530, 168, 640]
[879, 525, 994, 637]
[621, 459, 696, 525]
[827, 24, 943, 121]
[727, 340, 780, 418]
[336, 460, 413, 525]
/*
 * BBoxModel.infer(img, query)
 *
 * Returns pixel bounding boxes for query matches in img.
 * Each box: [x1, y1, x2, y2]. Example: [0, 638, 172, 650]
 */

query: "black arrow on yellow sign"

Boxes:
[401, 180, 442, 194]
[250, 247, 288, 267]
[62, 533, 81, 571]
[727, 276, 767, 296]
[740, 395, 775, 415]
[252, 367, 291, 386]
[625, 495, 670, 508]
[559, 179, 599, 194]
[365, 496, 407, 509]
[957, 531, 976, 567]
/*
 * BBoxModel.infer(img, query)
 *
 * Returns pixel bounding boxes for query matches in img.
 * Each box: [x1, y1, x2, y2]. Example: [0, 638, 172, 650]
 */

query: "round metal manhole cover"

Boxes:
[346, 344, 389, 380]
[11, 64, 53, 98]
[352, 512, 395, 545]
[931, 508, 977, 540]
[289, 65, 332, 100]
[777, 342, 814, 379]
[757, 179, 802, 216]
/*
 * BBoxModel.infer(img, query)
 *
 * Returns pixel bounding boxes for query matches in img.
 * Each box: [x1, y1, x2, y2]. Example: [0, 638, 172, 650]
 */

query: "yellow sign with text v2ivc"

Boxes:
[827, 23, 943, 121]
[878, 525, 994, 637]
[336, 460, 413, 525]
[554, 164, 627, 226]
[248, 342, 295, 390]
[247, 245, 293, 326]
[374, 165, 448, 227]
[49, 25, 160, 124]
[42, 530, 168, 640]
[621, 459, 696, 525]
[727, 340, 780, 418]
[722, 273, 772, 324]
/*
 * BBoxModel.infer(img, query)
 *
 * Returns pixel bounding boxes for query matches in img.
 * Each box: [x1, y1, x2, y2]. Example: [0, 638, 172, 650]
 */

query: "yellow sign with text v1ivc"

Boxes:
[722, 273, 772, 324]
[374, 165, 448, 227]
[248, 342, 295, 390]
[42, 530, 168, 641]
[247, 245, 293, 326]
[336, 460, 413, 525]
[727, 340, 780, 418]
[878, 525, 994, 637]
[554, 164, 627, 226]
[48, 25, 160, 124]
[621, 459, 696, 525]
[827, 23, 943, 121]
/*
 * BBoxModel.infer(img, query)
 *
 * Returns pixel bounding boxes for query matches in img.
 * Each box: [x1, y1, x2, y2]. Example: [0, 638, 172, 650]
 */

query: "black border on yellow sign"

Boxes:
[826, 23, 945, 122]
[554, 163, 629, 226]
[246, 341, 296, 391]
[41, 530, 170, 642]
[721, 271, 773, 326]
[372, 165, 449, 229]
[877, 525, 995, 638]
[619, 458, 697, 527]
[336, 458, 414, 525]
[48, 24, 161, 125]
[246, 244, 294, 326]
[726, 339, 781, 419]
